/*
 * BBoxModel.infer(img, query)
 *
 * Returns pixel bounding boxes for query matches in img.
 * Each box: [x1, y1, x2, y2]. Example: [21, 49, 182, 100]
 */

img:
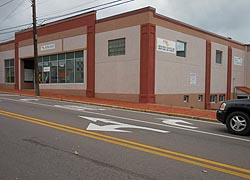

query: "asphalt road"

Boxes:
[0, 93, 250, 180]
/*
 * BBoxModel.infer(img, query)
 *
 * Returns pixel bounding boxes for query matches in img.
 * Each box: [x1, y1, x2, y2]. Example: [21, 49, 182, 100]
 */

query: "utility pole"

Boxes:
[32, 0, 40, 96]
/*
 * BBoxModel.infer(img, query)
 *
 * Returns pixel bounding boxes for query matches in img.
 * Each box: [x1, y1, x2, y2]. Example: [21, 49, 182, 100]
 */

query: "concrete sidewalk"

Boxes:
[0, 89, 217, 121]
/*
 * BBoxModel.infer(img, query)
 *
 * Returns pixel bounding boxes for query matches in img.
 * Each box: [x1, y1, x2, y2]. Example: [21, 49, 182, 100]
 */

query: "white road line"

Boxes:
[1, 96, 250, 142]
[0, 94, 19, 97]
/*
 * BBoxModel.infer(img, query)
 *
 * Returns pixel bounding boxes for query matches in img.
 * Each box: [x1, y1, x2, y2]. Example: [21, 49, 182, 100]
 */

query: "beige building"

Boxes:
[0, 7, 250, 109]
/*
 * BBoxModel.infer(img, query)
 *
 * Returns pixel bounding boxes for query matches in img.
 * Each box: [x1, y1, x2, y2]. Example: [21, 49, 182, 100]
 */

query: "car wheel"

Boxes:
[226, 111, 250, 136]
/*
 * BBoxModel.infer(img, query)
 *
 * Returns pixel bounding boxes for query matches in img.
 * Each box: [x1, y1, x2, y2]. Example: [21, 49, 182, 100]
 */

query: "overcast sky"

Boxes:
[0, 0, 250, 44]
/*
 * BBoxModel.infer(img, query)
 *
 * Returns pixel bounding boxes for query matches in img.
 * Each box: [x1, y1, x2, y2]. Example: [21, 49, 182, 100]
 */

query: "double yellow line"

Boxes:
[0, 109, 250, 179]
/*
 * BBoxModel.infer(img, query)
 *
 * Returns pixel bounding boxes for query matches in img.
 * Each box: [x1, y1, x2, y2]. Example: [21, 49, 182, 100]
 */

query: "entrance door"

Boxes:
[21, 59, 34, 89]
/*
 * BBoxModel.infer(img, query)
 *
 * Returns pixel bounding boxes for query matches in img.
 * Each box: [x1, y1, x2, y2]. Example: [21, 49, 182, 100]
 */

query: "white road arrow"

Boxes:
[160, 118, 198, 129]
[79, 116, 169, 133]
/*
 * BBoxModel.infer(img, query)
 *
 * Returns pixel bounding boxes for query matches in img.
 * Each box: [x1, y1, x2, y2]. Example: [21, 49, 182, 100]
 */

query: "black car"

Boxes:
[217, 99, 250, 135]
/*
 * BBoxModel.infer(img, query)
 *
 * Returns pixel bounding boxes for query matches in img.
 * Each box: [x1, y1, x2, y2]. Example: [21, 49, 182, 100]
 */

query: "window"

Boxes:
[4, 59, 14, 83]
[66, 59, 74, 83]
[58, 59, 66, 83]
[219, 94, 225, 102]
[216, 50, 222, 64]
[38, 51, 84, 84]
[198, 95, 203, 102]
[184, 95, 189, 102]
[43, 58, 50, 83]
[75, 52, 84, 83]
[108, 38, 125, 56]
[210, 95, 217, 103]
[176, 41, 186, 57]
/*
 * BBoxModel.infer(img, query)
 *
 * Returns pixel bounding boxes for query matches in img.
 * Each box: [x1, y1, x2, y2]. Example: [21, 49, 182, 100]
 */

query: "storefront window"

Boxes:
[4, 59, 15, 83]
[50, 61, 58, 83]
[75, 58, 84, 83]
[38, 51, 84, 84]
[58, 60, 66, 83]
[43, 61, 50, 83]
[66, 59, 74, 83]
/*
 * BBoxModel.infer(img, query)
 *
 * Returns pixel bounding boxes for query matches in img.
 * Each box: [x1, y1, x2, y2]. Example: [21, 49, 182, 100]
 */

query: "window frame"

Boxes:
[108, 38, 126, 56]
[210, 95, 217, 103]
[4, 59, 15, 83]
[198, 95, 203, 102]
[219, 94, 225, 102]
[216, 50, 223, 64]
[176, 40, 187, 57]
[184, 95, 189, 103]
[38, 51, 84, 84]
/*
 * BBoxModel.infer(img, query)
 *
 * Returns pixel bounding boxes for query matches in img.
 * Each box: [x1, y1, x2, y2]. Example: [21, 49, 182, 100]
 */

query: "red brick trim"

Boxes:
[14, 41, 19, 90]
[96, 7, 155, 24]
[205, 40, 211, 109]
[153, 15, 244, 49]
[139, 23, 156, 103]
[86, 23, 96, 98]
[227, 46, 232, 100]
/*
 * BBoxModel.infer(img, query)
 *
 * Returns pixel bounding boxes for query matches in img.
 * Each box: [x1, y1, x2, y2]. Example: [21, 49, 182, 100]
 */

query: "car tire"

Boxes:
[226, 111, 250, 136]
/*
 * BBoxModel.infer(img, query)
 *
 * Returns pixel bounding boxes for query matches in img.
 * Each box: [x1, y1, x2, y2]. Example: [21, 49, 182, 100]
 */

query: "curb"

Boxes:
[0, 91, 217, 122]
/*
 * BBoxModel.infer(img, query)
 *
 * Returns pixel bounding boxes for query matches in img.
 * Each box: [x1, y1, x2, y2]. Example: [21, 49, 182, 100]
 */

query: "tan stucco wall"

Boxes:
[232, 48, 246, 91]
[0, 50, 15, 83]
[210, 42, 228, 94]
[63, 35, 86, 52]
[155, 26, 206, 95]
[95, 26, 140, 95]
[19, 35, 86, 59]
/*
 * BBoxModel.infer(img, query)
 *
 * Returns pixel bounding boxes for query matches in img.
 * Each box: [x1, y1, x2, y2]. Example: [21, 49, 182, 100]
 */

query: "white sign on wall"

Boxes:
[190, 73, 197, 85]
[41, 44, 55, 51]
[157, 38, 176, 54]
[43, 67, 50, 72]
[234, 56, 243, 66]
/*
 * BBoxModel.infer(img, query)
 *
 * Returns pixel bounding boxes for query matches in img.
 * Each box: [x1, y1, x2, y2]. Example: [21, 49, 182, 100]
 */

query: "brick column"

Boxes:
[14, 41, 19, 90]
[86, 24, 95, 98]
[226, 46, 232, 100]
[139, 23, 156, 103]
[205, 40, 211, 109]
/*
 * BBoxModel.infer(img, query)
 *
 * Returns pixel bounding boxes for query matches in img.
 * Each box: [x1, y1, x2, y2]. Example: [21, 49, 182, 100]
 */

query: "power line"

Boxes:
[0, 23, 32, 32]
[0, 36, 14, 43]
[39, 0, 125, 21]
[0, 0, 17, 8]
[96, 0, 135, 12]
[38, 0, 101, 19]
[0, 0, 27, 26]
[0, 0, 123, 32]
[0, 0, 135, 40]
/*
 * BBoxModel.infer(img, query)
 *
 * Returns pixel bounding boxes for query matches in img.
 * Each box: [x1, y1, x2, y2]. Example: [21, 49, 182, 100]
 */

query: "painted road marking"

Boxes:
[1, 96, 250, 142]
[161, 118, 198, 129]
[79, 110, 250, 143]
[0, 109, 250, 179]
[80, 116, 168, 133]
[54, 105, 107, 111]
[0, 94, 19, 97]
[20, 98, 39, 102]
